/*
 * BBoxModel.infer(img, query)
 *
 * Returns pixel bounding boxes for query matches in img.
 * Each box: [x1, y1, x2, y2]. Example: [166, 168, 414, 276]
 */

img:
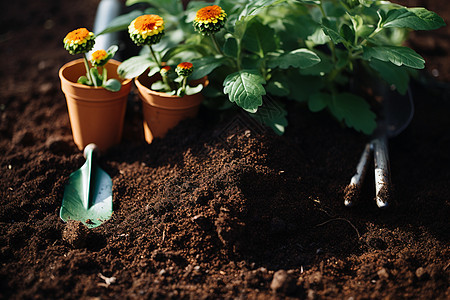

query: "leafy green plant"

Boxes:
[103, 0, 445, 134]
[63, 28, 122, 92]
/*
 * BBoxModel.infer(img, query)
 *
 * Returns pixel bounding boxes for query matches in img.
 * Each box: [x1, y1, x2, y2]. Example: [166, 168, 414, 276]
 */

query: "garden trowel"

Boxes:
[60, 143, 113, 228]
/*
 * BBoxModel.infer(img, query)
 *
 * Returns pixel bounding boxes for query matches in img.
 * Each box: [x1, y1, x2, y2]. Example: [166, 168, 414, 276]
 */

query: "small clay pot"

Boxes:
[135, 73, 208, 144]
[59, 59, 132, 152]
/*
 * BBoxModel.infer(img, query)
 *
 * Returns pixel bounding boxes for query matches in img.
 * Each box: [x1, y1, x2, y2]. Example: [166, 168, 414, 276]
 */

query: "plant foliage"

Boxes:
[104, 0, 445, 134]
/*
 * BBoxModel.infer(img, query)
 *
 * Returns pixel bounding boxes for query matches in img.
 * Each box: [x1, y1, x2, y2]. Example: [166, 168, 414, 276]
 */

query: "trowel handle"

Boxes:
[83, 143, 99, 159]
[372, 134, 391, 208]
[344, 143, 373, 207]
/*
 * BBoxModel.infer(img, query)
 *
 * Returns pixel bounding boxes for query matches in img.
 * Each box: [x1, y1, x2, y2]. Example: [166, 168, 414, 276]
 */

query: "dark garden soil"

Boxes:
[1, 0, 449, 299]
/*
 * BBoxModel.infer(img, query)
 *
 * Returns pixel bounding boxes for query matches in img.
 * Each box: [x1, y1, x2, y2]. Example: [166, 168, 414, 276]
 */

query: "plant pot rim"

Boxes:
[134, 73, 208, 99]
[59, 58, 132, 90]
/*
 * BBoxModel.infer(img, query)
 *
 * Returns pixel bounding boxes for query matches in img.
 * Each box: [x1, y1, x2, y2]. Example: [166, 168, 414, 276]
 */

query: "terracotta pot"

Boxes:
[135, 73, 208, 144]
[59, 58, 132, 152]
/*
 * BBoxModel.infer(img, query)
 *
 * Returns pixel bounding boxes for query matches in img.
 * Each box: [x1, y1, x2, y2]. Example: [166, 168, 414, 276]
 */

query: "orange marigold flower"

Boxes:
[63, 28, 95, 55]
[129, 14, 165, 46]
[176, 62, 194, 77]
[90, 49, 109, 66]
[193, 5, 227, 35]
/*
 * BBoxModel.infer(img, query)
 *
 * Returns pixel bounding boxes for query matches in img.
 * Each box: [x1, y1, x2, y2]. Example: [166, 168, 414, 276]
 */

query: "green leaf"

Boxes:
[286, 73, 323, 102]
[363, 46, 425, 69]
[268, 49, 321, 69]
[223, 34, 238, 57]
[321, 18, 345, 44]
[77, 76, 89, 85]
[299, 52, 333, 76]
[369, 59, 409, 95]
[296, 0, 320, 4]
[383, 8, 446, 30]
[308, 92, 330, 112]
[330, 93, 377, 134]
[340, 24, 355, 46]
[250, 97, 288, 135]
[266, 79, 290, 97]
[190, 56, 227, 80]
[238, 0, 286, 20]
[117, 56, 157, 79]
[223, 70, 266, 113]
[90, 68, 103, 87]
[96, 10, 144, 35]
[185, 84, 204, 95]
[126, 0, 183, 15]
[242, 19, 278, 56]
[103, 79, 122, 92]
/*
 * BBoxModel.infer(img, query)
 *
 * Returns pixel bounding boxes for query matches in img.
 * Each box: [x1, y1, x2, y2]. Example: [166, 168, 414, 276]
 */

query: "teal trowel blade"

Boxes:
[60, 144, 113, 228]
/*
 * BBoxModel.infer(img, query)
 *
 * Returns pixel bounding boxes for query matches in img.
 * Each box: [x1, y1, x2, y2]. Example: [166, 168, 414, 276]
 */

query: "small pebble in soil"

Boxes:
[415, 267, 429, 280]
[62, 220, 88, 248]
[377, 268, 389, 280]
[270, 269, 296, 295]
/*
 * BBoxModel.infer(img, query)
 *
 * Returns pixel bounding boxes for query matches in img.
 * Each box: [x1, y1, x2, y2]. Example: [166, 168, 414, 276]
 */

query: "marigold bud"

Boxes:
[176, 62, 194, 77]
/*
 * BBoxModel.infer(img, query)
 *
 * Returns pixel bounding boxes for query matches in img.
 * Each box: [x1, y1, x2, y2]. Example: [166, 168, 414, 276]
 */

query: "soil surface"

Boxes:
[1, 0, 449, 299]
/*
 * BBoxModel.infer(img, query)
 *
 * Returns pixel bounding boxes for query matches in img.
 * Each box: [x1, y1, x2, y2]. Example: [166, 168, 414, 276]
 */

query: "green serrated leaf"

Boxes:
[286, 73, 323, 102]
[223, 70, 266, 113]
[369, 59, 409, 95]
[330, 93, 377, 134]
[190, 57, 227, 80]
[103, 79, 122, 92]
[118, 56, 157, 79]
[363, 46, 425, 69]
[268, 49, 321, 69]
[308, 92, 330, 112]
[383, 8, 446, 31]
[242, 19, 278, 56]
[321, 18, 345, 44]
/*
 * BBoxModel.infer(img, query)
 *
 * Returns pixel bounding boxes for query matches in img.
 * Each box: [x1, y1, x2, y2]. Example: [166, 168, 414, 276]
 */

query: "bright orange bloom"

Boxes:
[63, 28, 95, 54]
[90, 49, 108, 66]
[129, 14, 165, 46]
[195, 5, 226, 23]
[64, 28, 92, 44]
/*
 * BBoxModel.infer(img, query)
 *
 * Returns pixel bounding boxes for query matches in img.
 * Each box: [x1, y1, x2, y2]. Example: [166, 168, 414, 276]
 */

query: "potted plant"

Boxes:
[103, 0, 444, 136]
[110, 13, 209, 144]
[59, 28, 132, 152]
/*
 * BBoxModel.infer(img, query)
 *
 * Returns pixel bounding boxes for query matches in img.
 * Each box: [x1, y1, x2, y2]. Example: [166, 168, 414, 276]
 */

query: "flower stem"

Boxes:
[102, 67, 107, 86]
[83, 54, 96, 87]
[149, 45, 161, 68]
[210, 34, 225, 57]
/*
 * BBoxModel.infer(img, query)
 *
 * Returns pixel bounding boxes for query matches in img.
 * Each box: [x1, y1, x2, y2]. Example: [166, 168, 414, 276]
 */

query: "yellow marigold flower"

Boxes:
[90, 49, 109, 66]
[63, 28, 95, 55]
[176, 62, 194, 77]
[128, 15, 165, 46]
[193, 5, 227, 35]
